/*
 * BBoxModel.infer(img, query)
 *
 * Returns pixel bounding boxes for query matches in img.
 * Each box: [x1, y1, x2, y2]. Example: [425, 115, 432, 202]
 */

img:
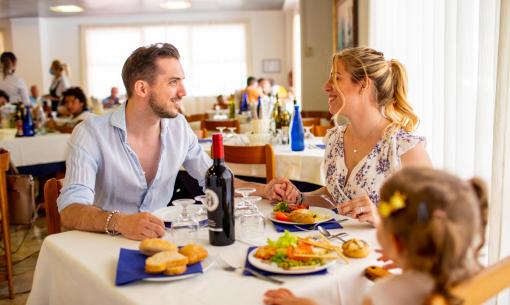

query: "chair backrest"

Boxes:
[44, 178, 62, 235]
[186, 113, 208, 123]
[201, 119, 240, 133]
[0, 149, 14, 298]
[313, 124, 334, 137]
[302, 117, 321, 127]
[224, 144, 275, 182]
[301, 111, 332, 120]
[425, 256, 510, 305]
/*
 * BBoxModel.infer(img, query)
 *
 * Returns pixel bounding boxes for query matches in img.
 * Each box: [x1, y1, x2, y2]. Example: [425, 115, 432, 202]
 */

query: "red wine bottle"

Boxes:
[205, 134, 235, 246]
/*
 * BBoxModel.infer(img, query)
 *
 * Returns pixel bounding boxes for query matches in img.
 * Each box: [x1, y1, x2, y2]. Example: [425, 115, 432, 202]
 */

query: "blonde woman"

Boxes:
[293, 47, 431, 225]
[44, 59, 70, 112]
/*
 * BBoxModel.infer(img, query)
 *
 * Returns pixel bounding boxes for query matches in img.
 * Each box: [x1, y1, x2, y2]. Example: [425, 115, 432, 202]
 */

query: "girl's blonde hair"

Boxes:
[380, 167, 488, 305]
[332, 47, 418, 134]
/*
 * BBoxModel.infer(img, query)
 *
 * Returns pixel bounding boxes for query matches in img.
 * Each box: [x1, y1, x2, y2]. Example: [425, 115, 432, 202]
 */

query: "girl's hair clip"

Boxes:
[417, 201, 429, 223]
[379, 191, 406, 218]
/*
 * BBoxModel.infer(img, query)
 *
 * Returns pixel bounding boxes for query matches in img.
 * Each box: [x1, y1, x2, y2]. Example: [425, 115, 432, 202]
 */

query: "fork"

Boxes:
[219, 256, 284, 285]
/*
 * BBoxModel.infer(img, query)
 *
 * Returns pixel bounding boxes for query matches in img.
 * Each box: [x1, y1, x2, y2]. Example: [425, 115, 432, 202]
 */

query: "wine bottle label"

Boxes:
[204, 189, 220, 212]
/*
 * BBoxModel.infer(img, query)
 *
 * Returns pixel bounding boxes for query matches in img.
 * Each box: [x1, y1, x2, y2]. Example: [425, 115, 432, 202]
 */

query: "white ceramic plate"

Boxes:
[152, 206, 207, 223]
[143, 256, 215, 282]
[269, 207, 337, 225]
[247, 248, 336, 275]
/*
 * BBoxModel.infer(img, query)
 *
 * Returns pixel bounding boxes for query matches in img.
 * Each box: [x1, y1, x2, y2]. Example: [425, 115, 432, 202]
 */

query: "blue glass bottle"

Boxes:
[239, 93, 248, 113]
[290, 100, 304, 151]
[23, 105, 35, 136]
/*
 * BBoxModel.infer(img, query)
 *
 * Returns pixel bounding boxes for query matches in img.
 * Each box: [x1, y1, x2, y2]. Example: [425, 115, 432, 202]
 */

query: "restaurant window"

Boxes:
[83, 23, 247, 99]
[0, 31, 5, 54]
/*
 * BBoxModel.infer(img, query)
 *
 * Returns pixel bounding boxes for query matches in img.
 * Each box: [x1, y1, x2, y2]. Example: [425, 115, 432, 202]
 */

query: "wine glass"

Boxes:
[169, 199, 199, 245]
[238, 196, 266, 239]
[227, 127, 237, 138]
[193, 195, 208, 229]
[235, 188, 256, 210]
[304, 126, 315, 140]
[216, 126, 226, 135]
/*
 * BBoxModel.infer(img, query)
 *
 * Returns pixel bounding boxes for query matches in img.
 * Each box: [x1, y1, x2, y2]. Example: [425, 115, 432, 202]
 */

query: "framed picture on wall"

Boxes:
[333, 0, 358, 52]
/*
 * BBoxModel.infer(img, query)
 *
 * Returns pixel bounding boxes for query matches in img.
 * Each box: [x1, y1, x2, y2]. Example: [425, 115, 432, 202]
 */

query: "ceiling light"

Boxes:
[50, 5, 84, 13]
[160, 0, 191, 10]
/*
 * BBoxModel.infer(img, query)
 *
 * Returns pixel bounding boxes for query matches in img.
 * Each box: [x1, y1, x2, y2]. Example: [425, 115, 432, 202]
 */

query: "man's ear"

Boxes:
[133, 80, 149, 98]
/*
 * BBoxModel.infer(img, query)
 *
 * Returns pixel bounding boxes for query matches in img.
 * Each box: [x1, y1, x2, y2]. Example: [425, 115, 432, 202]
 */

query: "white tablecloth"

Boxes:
[0, 133, 69, 167]
[201, 140, 326, 185]
[27, 200, 378, 305]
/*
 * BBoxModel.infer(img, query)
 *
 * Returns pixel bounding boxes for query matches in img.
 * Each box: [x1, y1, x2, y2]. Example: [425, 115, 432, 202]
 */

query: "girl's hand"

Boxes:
[375, 249, 398, 270]
[264, 289, 318, 305]
[338, 196, 380, 226]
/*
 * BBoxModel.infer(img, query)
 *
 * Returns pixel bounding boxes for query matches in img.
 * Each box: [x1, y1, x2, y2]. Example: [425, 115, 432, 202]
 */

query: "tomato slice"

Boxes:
[274, 211, 290, 221]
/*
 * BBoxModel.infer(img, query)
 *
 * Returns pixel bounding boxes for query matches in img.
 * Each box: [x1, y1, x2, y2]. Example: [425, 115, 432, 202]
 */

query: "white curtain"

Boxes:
[370, 0, 510, 302]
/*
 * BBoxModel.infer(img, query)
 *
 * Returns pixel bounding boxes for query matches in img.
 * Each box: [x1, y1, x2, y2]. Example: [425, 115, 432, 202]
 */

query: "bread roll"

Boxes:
[342, 239, 370, 258]
[145, 251, 186, 274]
[139, 238, 177, 256]
[164, 265, 187, 275]
[179, 244, 208, 264]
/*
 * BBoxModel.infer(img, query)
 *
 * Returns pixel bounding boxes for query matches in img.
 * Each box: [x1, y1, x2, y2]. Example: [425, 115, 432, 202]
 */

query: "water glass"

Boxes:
[169, 199, 199, 245]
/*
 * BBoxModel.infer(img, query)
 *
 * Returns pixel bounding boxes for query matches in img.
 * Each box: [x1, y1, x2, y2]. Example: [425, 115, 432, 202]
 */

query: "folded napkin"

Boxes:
[243, 247, 327, 276]
[115, 248, 203, 286]
[271, 220, 342, 233]
[315, 144, 326, 149]
[198, 138, 212, 143]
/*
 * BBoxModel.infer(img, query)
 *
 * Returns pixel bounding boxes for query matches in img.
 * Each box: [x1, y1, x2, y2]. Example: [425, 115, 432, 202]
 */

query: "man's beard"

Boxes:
[148, 94, 179, 119]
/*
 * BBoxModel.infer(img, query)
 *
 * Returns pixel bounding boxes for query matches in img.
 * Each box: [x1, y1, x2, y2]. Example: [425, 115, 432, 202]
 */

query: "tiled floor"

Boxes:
[0, 217, 47, 305]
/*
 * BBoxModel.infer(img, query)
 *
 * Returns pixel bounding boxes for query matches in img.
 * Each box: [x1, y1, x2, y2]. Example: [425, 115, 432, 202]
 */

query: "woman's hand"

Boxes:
[338, 195, 380, 226]
[264, 289, 318, 305]
[264, 178, 300, 203]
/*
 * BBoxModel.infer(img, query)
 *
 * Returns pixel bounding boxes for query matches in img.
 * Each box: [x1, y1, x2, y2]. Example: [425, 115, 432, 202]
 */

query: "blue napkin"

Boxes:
[243, 247, 327, 276]
[115, 248, 203, 286]
[271, 220, 342, 232]
[315, 144, 326, 149]
[198, 138, 212, 143]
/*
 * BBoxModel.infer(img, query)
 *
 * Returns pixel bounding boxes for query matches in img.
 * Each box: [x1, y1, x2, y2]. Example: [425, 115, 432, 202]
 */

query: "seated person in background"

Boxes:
[0, 89, 9, 106]
[265, 167, 488, 305]
[57, 43, 297, 241]
[29, 85, 41, 107]
[245, 76, 259, 103]
[102, 86, 121, 109]
[258, 78, 272, 97]
[269, 78, 288, 99]
[212, 94, 228, 110]
[45, 87, 91, 133]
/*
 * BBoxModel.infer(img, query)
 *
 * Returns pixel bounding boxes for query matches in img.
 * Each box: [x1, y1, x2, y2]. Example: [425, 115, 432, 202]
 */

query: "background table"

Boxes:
[27, 200, 378, 305]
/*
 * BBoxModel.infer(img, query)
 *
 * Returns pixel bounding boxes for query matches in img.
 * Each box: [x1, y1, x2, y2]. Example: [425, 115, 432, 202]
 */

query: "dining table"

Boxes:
[27, 199, 379, 305]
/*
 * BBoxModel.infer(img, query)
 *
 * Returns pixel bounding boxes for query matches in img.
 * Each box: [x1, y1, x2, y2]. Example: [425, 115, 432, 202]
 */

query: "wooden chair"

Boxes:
[425, 256, 510, 305]
[313, 124, 334, 137]
[201, 119, 240, 133]
[185, 113, 208, 123]
[0, 149, 14, 299]
[224, 144, 275, 183]
[302, 117, 321, 127]
[301, 111, 332, 120]
[44, 178, 62, 235]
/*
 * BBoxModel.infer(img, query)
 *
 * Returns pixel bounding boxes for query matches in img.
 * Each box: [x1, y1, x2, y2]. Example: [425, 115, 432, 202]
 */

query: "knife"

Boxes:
[243, 267, 284, 285]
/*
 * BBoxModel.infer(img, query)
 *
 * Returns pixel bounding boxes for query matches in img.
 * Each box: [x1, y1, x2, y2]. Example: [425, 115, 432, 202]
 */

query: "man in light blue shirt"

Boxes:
[58, 43, 298, 240]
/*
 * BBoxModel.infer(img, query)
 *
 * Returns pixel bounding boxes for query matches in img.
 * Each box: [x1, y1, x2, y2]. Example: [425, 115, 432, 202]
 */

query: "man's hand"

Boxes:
[116, 212, 165, 240]
[264, 177, 300, 203]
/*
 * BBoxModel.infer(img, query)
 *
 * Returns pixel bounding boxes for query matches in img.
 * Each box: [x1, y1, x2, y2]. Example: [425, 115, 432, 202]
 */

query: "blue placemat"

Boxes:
[198, 138, 212, 143]
[271, 220, 342, 232]
[243, 247, 327, 276]
[115, 248, 203, 286]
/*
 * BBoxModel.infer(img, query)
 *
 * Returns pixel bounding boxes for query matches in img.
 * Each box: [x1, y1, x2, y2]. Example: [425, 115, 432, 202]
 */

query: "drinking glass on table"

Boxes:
[226, 127, 236, 138]
[235, 187, 257, 210]
[216, 126, 226, 135]
[304, 126, 315, 140]
[238, 196, 266, 239]
[193, 195, 208, 229]
[169, 199, 199, 244]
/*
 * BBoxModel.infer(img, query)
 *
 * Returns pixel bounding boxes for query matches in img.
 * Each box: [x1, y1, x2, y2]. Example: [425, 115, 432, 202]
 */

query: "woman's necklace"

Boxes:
[348, 118, 386, 153]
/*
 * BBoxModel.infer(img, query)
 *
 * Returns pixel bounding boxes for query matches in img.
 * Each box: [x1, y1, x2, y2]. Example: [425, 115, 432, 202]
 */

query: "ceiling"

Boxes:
[0, 0, 286, 18]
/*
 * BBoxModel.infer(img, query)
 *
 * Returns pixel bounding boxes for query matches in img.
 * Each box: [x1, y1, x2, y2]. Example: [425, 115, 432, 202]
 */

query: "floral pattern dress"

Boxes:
[323, 124, 425, 205]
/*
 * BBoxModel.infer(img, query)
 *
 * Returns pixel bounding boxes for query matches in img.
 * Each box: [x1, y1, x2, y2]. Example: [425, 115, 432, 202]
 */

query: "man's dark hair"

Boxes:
[247, 76, 256, 87]
[63, 87, 88, 111]
[122, 43, 180, 98]
[0, 89, 9, 102]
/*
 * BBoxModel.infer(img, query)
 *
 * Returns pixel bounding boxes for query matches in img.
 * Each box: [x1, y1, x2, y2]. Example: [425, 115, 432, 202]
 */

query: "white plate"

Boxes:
[143, 256, 215, 282]
[247, 248, 336, 275]
[269, 207, 337, 225]
[152, 206, 207, 223]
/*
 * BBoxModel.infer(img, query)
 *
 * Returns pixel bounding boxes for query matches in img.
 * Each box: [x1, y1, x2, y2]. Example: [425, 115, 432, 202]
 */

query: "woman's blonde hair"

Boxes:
[380, 167, 488, 305]
[332, 47, 418, 134]
[51, 59, 70, 77]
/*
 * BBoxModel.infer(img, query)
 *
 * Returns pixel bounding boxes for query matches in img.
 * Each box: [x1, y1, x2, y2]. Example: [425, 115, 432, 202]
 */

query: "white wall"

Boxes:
[9, 10, 288, 97]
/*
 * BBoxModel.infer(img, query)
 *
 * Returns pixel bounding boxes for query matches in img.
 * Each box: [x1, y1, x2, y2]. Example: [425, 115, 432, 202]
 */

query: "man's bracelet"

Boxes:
[105, 210, 121, 236]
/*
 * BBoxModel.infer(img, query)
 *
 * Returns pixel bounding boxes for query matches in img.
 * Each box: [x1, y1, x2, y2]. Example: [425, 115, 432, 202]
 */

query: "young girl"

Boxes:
[264, 167, 488, 305]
